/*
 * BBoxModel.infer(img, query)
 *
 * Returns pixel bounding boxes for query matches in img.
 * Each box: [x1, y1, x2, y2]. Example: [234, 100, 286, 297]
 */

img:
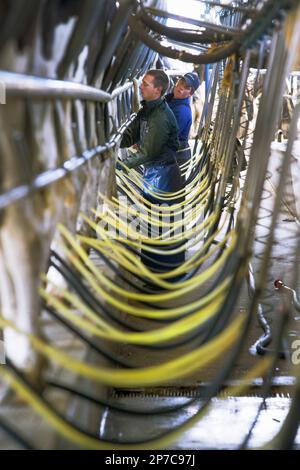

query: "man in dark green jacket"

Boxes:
[119, 69, 182, 196]
[118, 69, 184, 276]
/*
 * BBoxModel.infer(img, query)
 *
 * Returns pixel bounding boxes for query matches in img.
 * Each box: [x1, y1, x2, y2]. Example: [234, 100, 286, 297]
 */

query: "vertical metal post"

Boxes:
[204, 64, 210, 118]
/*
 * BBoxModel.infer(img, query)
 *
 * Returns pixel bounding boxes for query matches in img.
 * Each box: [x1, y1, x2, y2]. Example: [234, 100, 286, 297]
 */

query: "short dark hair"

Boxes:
[145, 69, 170, 96]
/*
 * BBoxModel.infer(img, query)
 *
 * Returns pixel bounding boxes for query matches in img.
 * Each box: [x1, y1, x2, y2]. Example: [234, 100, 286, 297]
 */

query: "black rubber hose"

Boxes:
[44, 305, 134, 369]
[139, 8, 236, 43]
[0, 416, 35, 450]
[128, 15, 238, 65]
[50, 254, 149, 330]
[4, 308, 252, 448]
[239, 303, 290, 449]
[49, 253, 230, 353]
[50, 251, 172, 325]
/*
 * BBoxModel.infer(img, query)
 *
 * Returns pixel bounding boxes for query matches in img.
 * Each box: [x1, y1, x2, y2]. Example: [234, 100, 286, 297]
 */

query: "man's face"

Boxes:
[173, 78, 193, 100]
[140, 74, 161, 101]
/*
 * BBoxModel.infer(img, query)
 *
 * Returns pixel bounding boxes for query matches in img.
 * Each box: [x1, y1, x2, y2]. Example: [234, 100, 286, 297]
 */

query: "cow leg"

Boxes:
[0, 205, 46, 381]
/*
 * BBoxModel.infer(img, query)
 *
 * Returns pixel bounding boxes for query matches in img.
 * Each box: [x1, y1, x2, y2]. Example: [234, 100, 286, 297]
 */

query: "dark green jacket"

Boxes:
[120, 97, 179, 168]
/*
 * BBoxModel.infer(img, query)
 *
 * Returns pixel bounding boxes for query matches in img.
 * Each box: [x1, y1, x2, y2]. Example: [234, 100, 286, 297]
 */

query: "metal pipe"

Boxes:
[139, 9, 237, 43]
[145, 6, 242, 35]
[111, 81, 133, 100]
[0, 71, 111, 102]
[91, 0, 135, 85]
[199, 0, 258, 15]
[0, 115, 136, 211]
[217, 50, 251, 204]
[128, 16, 238, 64]
[0, 70, 134, 103]
[275, 280, 300, 312]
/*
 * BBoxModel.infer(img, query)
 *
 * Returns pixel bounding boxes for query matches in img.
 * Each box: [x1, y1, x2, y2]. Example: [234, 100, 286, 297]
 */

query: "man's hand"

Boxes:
[115, 160, 123, 171]
[129, 144, 139, 153]
[127, 149, 137, 159]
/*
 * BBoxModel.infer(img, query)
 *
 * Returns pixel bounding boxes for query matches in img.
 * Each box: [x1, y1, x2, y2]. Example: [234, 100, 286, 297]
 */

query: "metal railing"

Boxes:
[0, 71, 138, 210]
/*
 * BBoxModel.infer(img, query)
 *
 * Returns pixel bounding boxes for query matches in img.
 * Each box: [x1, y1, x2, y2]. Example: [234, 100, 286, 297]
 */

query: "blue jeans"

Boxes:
[141, 163, 185, 280]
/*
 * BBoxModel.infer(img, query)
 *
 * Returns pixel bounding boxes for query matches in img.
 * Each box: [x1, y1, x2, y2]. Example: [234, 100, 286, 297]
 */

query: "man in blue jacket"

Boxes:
[166, 72, 200, 169]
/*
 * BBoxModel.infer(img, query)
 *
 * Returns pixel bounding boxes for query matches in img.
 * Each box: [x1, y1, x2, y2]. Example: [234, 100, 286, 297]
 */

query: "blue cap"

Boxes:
[183, 72, 200, 91]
